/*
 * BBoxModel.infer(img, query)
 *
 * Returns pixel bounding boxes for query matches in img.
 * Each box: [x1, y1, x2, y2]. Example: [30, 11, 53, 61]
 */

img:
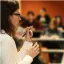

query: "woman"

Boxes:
[0, 1, 39, 64]
[55, 16, 64, 33]
[55, 16, 62, 27]
[41, 18, 63, 38]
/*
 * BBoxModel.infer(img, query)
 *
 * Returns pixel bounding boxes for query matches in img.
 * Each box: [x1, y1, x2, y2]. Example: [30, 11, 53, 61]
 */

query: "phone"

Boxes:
[22, 30, 33, 37]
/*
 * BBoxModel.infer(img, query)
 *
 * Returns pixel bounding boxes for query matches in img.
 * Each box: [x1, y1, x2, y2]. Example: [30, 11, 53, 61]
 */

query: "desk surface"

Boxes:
[41, 49, 64, 53]
[20, 36, 64, 41]
[32, 38, 64, 41]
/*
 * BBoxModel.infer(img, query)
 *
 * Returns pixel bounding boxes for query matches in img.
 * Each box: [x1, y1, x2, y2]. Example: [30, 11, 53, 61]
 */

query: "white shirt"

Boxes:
[0, 31, 33, 64]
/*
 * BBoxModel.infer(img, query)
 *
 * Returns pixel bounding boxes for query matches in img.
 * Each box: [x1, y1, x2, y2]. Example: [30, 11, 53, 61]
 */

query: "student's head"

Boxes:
[27, 11, 34, 21]
[1, 1, 21, 35]
[55, 16, 62, 25]
[40, 8, 46, 17]
[49, 18, 57, 30]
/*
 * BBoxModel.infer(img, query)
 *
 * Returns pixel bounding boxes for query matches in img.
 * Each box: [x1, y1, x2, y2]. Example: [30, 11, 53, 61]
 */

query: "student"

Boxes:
[25, 11, 35, 27]
[55, 16, 62, 27]
[0, 1, 39, 64]
[36, 8, 50, 25]
[21, 11, 36, 31]
[55, 16, 64, 34]
[41, 18, 63, 38]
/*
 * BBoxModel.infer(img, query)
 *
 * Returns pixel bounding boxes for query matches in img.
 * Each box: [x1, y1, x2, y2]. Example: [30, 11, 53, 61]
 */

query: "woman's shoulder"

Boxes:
[0, 33, 14, 43]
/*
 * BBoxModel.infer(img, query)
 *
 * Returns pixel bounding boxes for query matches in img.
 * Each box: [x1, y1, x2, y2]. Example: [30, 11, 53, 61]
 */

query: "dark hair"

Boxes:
[41, 8, 46, 12]
[55, 16, 62, 21]
[55, 16, 61, 18]
[1, 1, 19, 36]
[55, 15, 63, 26]
[49, 19, 57, 30]
[27, 11, 34, 16]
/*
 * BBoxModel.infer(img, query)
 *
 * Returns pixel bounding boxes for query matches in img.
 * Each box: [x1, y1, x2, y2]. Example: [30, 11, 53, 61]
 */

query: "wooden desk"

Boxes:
[41, 49, 64, 53]
[32, 38, 64, 41]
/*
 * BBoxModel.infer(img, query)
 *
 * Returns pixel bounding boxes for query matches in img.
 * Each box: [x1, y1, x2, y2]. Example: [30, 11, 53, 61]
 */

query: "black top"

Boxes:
[25, 20, 35, 27]
[21, 19, 36, 28]
[36, 14, 51, 24]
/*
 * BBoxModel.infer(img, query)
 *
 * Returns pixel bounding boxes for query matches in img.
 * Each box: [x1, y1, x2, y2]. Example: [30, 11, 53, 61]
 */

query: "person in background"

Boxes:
[36, 8, 51, 27]
[55, 16, 64, 33]
[21, 11, 36, 31]
[21, 11, 44, 30]
[41, 18, 63, 38]
[60, 21, 64, 37]
[1, 1, 40, 64]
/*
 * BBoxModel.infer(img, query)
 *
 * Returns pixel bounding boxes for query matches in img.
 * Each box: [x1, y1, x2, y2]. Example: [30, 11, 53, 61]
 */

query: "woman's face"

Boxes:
[9, 9, 21, 28]
[28, 14, 34, 21]
[56, 17, 61, 24]
[49, 21, 56, 29]
[40, 10, 46, 17]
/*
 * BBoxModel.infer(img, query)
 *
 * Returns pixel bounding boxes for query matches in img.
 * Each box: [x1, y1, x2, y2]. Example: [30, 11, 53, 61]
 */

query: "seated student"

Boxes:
[55, 16, 62, 27]
[21, 11, 43, 30]
[61, 22, 64, 37]
[21, 11, 36, 31]
[55, 16, 64, 31]
[1, 1, 40, 64]
[61, 21, 64, 31]
[55, 16, 64, 37]
[36, 8, 51, 26]
[41, 18, 63, 38]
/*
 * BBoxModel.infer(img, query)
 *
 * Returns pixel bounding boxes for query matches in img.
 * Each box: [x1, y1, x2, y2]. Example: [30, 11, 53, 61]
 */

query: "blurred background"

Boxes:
[15, 0, 64, 64]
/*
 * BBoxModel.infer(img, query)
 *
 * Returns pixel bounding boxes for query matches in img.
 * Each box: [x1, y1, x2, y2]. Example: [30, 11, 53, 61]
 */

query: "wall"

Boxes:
[21, 1, 64, 21]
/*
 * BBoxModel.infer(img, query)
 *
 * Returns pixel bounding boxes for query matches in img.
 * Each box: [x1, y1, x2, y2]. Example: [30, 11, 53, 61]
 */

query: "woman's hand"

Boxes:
[26, 42, 40, 58]
[22, 26, 33, 42]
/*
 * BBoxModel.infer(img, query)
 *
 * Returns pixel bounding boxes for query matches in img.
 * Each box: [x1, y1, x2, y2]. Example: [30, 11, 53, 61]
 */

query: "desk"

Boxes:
[20, 36, 64, 41]
[32, 38, 64, 41]
[41, 49, 64, 53]
[31, 37, 64, 49]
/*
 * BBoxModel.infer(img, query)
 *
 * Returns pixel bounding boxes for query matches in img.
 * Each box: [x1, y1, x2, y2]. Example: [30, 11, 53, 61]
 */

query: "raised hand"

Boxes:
[26, 42, 40, 58]
[22, 26, 33, 42]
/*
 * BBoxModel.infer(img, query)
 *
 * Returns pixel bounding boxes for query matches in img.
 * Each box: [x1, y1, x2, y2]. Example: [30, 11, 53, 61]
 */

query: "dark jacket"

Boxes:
[36, 14, 51, 24]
